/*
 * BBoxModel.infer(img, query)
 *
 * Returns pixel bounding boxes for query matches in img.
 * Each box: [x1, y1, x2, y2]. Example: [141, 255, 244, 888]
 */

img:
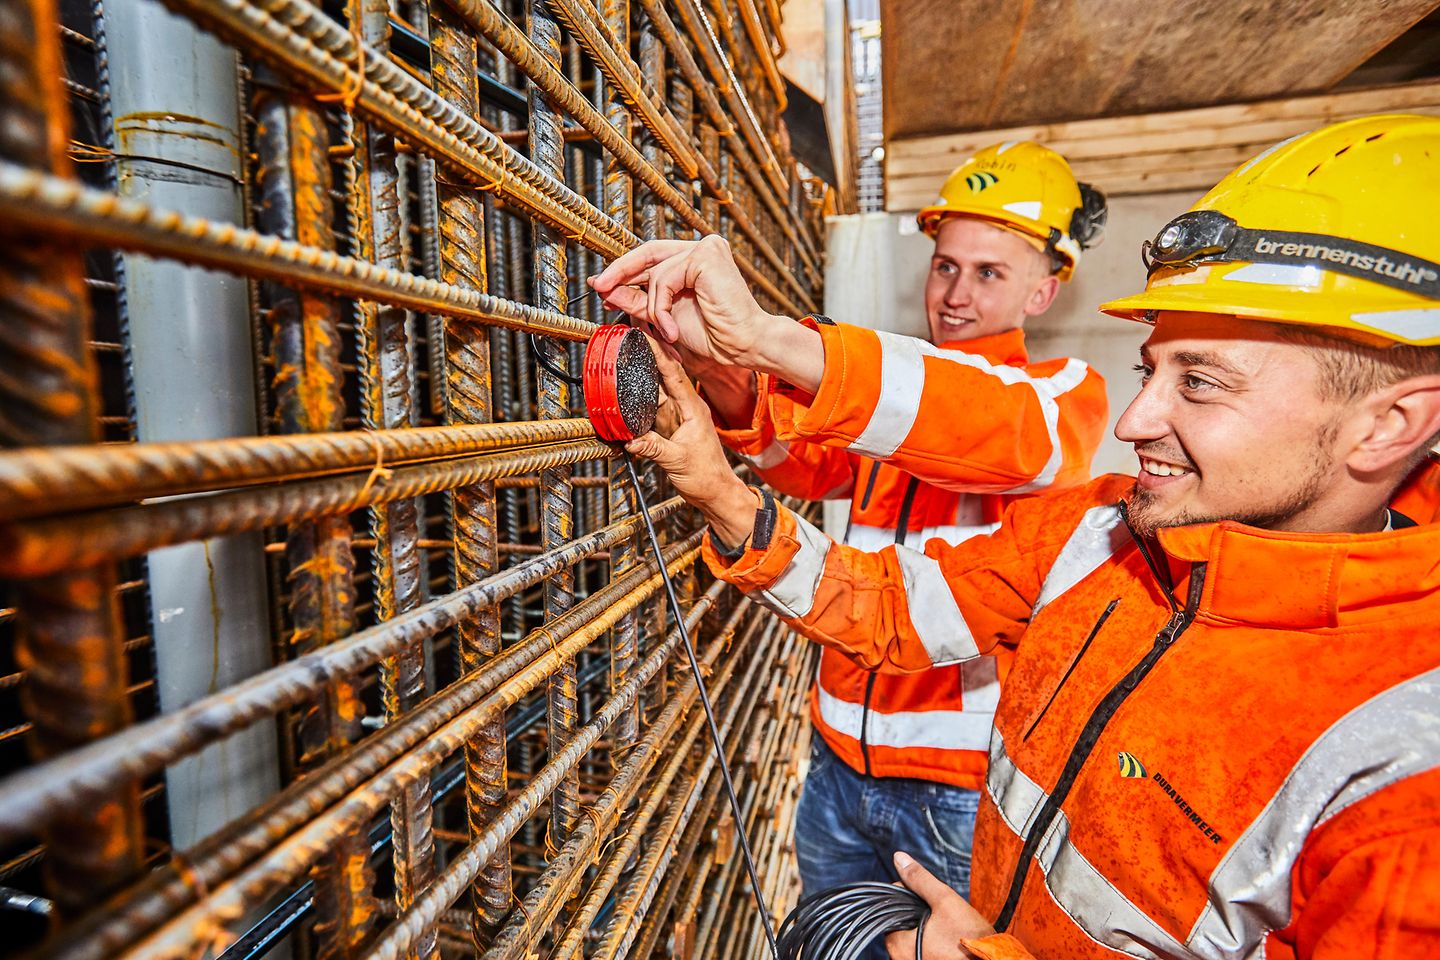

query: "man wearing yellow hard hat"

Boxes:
[596, 142, 1109, 928]
[598, 113, 1440, 958]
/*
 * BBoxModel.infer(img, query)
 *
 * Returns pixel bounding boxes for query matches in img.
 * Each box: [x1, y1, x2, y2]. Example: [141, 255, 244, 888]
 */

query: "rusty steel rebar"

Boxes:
[0, 0, 145, 918]
[118, 537, 702, 960]
[428, 0, 512, 939]
[480, 594, 759, 960]
[0, 163, 598, 340]
[0, 0, 824, 955]
[538, 0, 694, 182]
[161, 0, 637, 257]
[252, 62, 378, 956]
[632, 0, 820, 285]
[31, 502, 690, 960]
[0, 417, 593, 523]
[549, 600, 771, 960]
[0, 440, 614, 578]
[368, 580, 732, 960]
[526, 0, 582, 866]
[0, 494, 685, 852]
[346, 0, 438, 950]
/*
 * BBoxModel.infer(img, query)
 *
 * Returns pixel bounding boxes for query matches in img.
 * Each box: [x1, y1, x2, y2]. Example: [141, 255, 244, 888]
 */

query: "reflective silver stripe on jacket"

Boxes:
[893, 544, 979, 665]
[739, 436, 790, 470]
[815, 682, 995, 751]
[848, 332, 929, 460]
[1187, 665, 1440, 958]
[1032, 504, 1127, 617]
[846, 331, 1093, 492]
[754, 513, 831, 619]
[986, 731, 1048, 840]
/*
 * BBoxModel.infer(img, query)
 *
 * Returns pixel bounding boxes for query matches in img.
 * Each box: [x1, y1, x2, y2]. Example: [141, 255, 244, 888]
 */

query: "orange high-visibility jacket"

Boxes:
[713, 319, 1107, 787]
[705, 463, 1440, 959]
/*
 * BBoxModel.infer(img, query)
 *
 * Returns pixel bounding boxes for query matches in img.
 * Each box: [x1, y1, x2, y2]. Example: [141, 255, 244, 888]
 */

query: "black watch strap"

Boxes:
[752, 487, 777, 550]
[710, 487, 778, 559]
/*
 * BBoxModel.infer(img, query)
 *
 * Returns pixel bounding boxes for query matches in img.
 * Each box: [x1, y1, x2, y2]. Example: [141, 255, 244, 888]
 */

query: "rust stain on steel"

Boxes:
[0, 418, 595, 523]
[157, 0, 635, 258]
[0, 0, 145, 918]
[363, 548, 713, 960]
[346, 0, 437, 950]
[113, 111, 240, 159]
[253, 70, 377, 957]
[0, 163, 598, 341]
[121, 539, 701, 960]
[429, 0, 512, 939]
[527, 0, 580, 855]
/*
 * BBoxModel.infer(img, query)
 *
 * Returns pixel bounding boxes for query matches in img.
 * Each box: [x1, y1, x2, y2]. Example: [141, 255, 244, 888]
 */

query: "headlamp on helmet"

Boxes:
[1139, 211, 1440, 300]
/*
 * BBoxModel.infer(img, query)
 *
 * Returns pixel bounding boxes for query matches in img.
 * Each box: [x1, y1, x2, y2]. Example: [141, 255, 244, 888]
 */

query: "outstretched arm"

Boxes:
[589, 235, 825, 392]
[629, 344, 1045, 675]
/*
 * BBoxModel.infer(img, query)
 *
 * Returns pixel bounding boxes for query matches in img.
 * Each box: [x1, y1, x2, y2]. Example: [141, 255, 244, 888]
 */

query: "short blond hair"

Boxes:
[1274, 325, 1440, 401]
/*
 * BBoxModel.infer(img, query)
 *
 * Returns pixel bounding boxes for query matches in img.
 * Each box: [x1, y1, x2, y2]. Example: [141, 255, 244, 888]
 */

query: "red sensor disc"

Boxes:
[582, 325, 658, 442]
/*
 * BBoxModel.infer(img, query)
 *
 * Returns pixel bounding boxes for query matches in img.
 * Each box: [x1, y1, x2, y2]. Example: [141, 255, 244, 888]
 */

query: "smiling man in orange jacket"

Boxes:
[597, 113, 1440, 958]
[603, 143, 1109, 916]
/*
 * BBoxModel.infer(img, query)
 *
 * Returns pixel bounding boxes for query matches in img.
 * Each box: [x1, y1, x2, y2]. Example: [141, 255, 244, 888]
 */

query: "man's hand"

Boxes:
[588, 236, 824, 392]
[625, 340, 759, 549]
[886, 852, 996, 960]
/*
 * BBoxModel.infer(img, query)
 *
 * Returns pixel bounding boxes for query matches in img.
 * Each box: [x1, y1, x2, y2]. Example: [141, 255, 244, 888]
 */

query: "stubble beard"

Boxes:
[1127, 450, 1335, 540]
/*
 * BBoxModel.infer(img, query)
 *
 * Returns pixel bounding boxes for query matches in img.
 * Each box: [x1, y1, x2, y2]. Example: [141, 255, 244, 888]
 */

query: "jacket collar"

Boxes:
[934, 327, 1029, 366]
[1143, 471, 1440, 630]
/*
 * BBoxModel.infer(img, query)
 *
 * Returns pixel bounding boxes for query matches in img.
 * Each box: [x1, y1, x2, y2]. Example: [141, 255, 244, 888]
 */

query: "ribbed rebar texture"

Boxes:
[0, 0, 826, 955]
[0, 0, 144, 920]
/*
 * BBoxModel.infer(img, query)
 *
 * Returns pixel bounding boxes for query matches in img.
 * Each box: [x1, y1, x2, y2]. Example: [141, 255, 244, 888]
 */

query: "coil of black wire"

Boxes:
[776, 882, 930, 960]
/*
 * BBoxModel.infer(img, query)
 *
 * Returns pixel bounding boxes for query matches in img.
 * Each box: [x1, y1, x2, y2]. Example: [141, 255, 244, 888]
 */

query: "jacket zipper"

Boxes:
[859, 672, 878, 776]
[842, 460, 885, 546]
[994, 509, 1206, 931]
[1022, 598, 1120, 742]
[858, 476, 922, 776]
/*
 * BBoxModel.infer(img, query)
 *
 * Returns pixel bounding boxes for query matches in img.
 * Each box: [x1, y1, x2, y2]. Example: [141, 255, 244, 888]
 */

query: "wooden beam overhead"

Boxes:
[885, 79, 1440, 209]
[880, 0, 1440, 142]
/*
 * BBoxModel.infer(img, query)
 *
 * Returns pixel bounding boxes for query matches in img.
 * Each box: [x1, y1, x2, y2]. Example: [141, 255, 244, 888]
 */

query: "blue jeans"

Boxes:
[793, 736, 980, 960]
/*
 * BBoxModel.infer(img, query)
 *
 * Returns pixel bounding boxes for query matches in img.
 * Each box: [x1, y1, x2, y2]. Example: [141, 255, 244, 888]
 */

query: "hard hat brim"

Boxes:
[916, 205, 1077, 281]
[1100, 283, 1440, 346]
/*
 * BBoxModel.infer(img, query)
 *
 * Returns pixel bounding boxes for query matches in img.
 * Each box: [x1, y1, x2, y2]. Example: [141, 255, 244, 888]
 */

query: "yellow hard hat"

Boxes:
[1102, 114, 1440, 345]
[916, 141, 1107, 281]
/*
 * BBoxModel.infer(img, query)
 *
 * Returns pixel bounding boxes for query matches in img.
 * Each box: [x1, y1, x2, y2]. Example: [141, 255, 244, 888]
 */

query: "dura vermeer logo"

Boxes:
[966, 171, 1000, 192]
[1116, 751, 1225, 844]
[1116, 751, 1147, 778]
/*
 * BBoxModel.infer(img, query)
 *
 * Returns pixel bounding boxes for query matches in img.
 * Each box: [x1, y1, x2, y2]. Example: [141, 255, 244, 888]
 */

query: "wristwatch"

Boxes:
[712, 487, 777, 559]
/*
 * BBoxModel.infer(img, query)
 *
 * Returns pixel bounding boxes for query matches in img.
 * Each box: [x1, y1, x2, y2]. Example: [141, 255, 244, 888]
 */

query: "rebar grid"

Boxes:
[0, 0, 825, 955]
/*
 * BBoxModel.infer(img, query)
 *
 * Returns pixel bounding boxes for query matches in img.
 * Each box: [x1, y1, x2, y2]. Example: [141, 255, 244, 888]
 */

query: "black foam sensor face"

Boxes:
[614, 330, 659, 437]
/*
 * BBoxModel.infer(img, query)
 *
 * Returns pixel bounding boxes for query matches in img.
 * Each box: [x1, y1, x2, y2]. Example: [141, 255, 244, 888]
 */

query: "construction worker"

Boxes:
[607, 113, 1440, 958]
[598, 143, 1109, 913]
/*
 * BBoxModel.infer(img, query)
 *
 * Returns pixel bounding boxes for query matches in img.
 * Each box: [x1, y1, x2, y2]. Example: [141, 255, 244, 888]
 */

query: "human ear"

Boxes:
[1347, 375, 1440, 474]
[1024, 274, 1061, 316]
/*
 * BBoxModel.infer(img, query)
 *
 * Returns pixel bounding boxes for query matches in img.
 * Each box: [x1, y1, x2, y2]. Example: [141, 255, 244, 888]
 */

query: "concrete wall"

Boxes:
[822, 190, 1205, 477]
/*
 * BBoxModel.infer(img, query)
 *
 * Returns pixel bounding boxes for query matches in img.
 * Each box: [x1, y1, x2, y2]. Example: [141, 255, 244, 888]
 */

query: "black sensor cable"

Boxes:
[624, 453, 781, 959]
[776, 882, 930, 960]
